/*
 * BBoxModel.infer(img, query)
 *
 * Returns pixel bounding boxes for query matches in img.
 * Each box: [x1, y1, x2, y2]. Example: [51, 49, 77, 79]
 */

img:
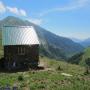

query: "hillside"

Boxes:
[0, 56, 89, 90]
[68, 47, 90, 66]
[0, 16, 84, 59]
[79, 47, 90, 66]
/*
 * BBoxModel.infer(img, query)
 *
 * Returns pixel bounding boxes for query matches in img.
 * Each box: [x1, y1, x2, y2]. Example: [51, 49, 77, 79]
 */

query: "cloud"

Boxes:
[0, 1, 6, 13]
[39, 0, 90, 16]
[7, 7, 19, 15]
[7, 6, 27, 16]
[28, 18, 43, 25]
[19, 9, 27, 16]
[0, 1, 27, 16]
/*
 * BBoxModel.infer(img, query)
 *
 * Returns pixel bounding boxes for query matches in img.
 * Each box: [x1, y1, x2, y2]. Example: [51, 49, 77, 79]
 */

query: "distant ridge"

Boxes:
[80, 38, 90, 47]
[71, 37, 90, 47]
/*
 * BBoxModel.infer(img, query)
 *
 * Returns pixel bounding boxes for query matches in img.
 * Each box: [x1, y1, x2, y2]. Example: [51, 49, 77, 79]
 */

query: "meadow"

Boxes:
[0, 56, 89, 90]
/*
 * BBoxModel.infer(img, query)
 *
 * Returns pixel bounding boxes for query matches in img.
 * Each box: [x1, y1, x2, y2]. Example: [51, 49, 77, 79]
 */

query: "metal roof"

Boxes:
[2, 26, 39, 45]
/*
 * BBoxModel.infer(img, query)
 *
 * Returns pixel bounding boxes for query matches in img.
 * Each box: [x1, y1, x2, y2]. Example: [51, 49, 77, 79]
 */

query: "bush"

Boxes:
[56, 66, 63, 71]
[18, 75, 24, 81]
[85, 58, 90, 66]
[84, 58, 90, 75]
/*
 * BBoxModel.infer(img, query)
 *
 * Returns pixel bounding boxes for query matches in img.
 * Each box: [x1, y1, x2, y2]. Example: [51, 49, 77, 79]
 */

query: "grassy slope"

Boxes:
[68, 47, 90, 67]
[83, 47, 90, 58]
[80, 47, 90, 66]
[0, 56, 89, 90]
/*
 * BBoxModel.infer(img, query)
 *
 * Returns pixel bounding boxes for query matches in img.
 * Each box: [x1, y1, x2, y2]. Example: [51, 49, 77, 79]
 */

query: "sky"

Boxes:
[0, 0, 90, 40]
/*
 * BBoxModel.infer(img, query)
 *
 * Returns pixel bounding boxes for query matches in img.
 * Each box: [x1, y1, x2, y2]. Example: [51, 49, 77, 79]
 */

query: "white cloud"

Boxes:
[39, 0, 90, 16]
[0, 1, 6, 13]
[7, 6, 27, 16]
[19, 9, 27, 16]
[0, 1, 27, 16]
[29, 18, 43, 25]
[7, 7, 19, 15]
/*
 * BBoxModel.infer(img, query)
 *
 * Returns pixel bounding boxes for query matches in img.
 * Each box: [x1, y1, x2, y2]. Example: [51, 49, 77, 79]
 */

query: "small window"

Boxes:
[18, 47, 25, 55]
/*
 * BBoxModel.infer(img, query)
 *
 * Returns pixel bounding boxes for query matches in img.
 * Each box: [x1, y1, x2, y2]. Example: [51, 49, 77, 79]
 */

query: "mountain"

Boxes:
[70, 38, 83, 43]
[71, 37, 90, 47]
[0, 16, 84, 59]
[80, 38, 90, 47]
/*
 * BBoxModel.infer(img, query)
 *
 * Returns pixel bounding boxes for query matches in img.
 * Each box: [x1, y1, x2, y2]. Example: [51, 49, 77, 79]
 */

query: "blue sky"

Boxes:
[0, 0, 90, 40]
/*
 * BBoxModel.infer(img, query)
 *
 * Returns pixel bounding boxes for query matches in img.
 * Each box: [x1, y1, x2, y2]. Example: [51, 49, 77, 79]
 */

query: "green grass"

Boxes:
[0, 56, 89, 90]
[83, 47, 90, 58]
[80, 47, 90, 66]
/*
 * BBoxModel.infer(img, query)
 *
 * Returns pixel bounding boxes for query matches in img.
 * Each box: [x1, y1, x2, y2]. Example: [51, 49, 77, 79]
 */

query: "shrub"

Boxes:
[18, 75, 24, 81]
[56, 66, 63, 71]
[84, 58, 90, 75]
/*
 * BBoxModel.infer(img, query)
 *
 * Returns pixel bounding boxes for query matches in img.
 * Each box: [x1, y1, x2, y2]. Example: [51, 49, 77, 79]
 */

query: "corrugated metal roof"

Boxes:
[2, 26, 40, 45]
